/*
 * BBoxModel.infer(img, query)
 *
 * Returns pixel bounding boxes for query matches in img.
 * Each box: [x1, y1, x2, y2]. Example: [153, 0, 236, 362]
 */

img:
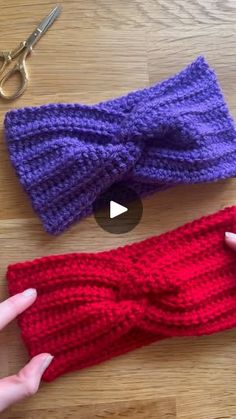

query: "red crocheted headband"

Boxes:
[7, 205, 236, 382]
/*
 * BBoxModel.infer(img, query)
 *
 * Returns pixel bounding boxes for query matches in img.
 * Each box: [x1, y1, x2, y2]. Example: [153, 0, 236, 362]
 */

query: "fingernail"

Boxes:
[22, 288, 37, 298]
[41, 355, 54, 373]
[225, 232, 236, 240]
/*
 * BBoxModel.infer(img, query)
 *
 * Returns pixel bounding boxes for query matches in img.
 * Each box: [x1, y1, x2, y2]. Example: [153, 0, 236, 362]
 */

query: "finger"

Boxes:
[225, 232, 236, 251]
[0, 289, 37, 330]
[0, 353, 53, 412]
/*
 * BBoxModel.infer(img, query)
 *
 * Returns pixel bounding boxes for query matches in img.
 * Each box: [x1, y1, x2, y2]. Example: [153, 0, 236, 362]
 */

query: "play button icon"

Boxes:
[110, 201, 128, 219]
[93, 182, 143, 234]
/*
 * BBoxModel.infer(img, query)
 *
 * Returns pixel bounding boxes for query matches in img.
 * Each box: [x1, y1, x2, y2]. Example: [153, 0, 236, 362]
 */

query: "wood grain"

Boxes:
[7, 398, 176, 418]
[1, 1, 236, 418]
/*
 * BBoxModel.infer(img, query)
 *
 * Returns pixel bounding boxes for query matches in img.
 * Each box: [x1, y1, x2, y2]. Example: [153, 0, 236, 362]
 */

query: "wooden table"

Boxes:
[1, 1, 236, 418]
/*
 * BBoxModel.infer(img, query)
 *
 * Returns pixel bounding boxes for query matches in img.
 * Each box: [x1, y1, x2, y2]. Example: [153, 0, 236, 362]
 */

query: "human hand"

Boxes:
[0, 289, 53, 412]
[225, 232, 236, 250]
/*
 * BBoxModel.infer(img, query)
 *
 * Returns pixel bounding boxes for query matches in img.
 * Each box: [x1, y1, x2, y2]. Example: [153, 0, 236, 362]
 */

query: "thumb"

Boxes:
[225, 232, 236, 250]
[0, 353, 53, 412]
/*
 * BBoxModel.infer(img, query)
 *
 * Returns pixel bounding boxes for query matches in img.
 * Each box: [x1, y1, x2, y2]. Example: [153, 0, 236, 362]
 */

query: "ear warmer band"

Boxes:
[4, 57, 236, 234]
[7, 205, 236, 382]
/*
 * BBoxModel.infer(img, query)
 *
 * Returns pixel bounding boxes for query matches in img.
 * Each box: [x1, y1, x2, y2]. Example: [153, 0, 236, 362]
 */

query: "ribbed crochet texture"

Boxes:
[7, 205, 236, 382]
[4, 57, 236, 234]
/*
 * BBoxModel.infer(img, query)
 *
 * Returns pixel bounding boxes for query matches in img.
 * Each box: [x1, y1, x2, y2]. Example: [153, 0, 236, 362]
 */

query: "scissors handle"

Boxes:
[0, 51, 12, 75]
[0, 47, 29, 100]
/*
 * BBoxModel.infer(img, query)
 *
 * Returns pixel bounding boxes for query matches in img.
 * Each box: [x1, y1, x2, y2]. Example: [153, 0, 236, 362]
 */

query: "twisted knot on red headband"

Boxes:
[117, 263, 179, 304]
[7, 205, 236, 382]
[5, 57, 236, 234]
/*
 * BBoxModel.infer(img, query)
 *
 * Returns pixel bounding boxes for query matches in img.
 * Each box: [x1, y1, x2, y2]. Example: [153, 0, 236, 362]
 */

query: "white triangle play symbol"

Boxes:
[110, 200, 128, 219]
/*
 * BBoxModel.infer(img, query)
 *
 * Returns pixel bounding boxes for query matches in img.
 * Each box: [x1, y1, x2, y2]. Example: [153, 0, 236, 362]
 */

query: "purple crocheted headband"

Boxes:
[4, 57, 236, 234]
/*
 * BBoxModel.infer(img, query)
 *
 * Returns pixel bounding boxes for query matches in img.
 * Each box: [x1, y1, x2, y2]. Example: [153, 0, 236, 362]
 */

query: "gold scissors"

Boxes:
[0, 5, 62, 101]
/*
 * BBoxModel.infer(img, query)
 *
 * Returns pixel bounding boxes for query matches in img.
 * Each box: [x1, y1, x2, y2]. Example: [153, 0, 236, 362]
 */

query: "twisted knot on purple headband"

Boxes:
[4, 57, 236, 234]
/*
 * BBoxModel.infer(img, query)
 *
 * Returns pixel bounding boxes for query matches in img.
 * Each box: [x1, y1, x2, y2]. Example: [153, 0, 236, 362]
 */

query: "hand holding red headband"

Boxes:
[7, 206, 236, 381]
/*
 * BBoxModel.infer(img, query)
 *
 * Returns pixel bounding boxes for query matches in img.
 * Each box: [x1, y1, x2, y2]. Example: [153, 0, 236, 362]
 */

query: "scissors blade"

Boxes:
[25, 5, 62, 49]
[37, 5, 62, 34]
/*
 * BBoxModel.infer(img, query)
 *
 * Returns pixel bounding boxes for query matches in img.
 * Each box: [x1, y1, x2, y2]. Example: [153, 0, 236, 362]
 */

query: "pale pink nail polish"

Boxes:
[22, 288, 37, 298]
[225, 232, 236, 240]
[41, 355, 54, 373]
